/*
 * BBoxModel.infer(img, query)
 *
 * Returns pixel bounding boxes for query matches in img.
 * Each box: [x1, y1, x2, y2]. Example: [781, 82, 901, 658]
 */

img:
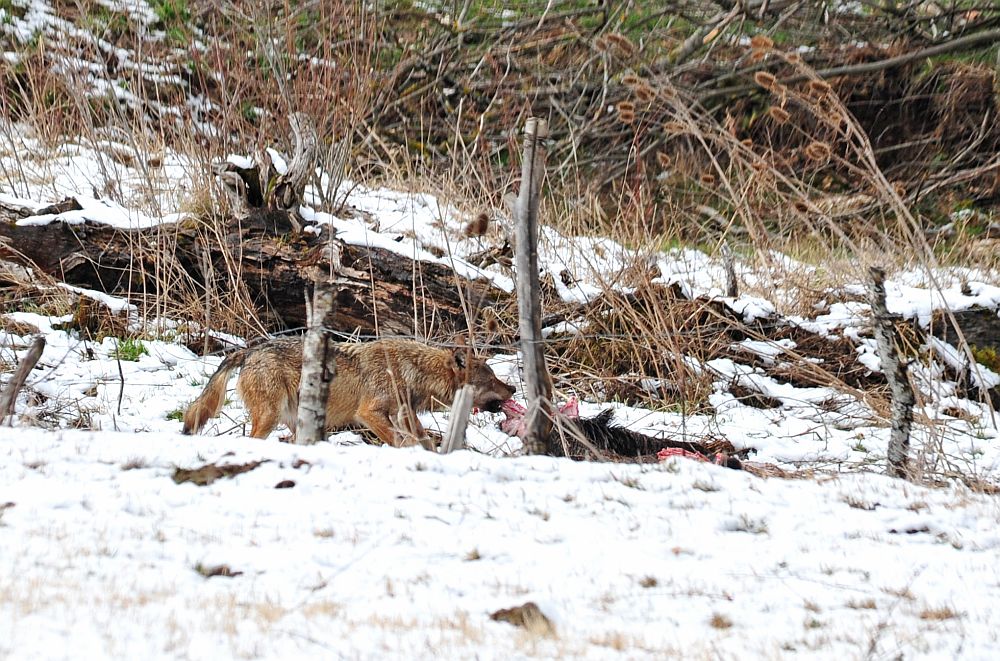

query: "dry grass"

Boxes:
[709, 613, 734, 629]
[919, 605, 962, 621]
[490, 601, 557, 638]
[847, 598, 878, 610]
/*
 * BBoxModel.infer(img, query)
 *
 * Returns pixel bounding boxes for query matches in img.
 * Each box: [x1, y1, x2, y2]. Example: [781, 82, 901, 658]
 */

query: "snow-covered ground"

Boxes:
[2, 126, 1000, 657]
[3, 428, 1000, 660]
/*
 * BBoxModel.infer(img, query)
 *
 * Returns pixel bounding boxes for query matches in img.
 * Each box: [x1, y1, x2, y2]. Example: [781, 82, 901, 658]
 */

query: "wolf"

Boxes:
[182, 337, 515, 445]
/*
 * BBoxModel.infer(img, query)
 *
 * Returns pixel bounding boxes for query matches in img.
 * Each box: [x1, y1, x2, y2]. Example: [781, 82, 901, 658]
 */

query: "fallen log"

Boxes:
[0, 209, 509, 340]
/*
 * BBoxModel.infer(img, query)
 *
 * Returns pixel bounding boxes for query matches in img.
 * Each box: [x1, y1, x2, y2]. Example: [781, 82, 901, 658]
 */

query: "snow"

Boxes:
[57, 284, 137, 314]
[265, 147, 288, 175]
[3, 427, 1000, 659]
[225, 153, 255, 169]
[0, 127, 195, 227]
[15, 194, 173, 229]
[733, 338, 796, 364]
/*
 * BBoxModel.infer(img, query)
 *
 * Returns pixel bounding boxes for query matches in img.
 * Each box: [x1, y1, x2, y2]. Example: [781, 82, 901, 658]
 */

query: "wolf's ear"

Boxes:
[453, 348, 467, 370]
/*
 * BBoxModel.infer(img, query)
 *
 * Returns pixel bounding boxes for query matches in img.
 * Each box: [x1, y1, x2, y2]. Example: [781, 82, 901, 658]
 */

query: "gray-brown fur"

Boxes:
[182, 337, 514, 445]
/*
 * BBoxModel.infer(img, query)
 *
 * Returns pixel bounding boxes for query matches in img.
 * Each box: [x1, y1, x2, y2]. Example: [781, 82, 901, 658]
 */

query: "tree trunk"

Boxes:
[868, 267, 914, 480]
[295, 283, 337, 444]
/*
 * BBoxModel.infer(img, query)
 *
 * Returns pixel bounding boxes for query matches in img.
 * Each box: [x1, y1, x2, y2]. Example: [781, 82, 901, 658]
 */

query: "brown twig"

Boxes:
[1, 337, 45, 424]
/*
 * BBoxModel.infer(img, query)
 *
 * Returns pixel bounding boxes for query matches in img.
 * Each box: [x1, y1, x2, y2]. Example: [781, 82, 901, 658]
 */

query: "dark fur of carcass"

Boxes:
[549, 409, 745, 469]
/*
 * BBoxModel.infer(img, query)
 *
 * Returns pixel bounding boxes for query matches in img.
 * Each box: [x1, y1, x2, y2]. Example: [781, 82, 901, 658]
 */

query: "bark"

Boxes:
[514, 117, 554, 455]
[868, 267, 914, 480]
[295, 283, 336, 445]
[270, 113, 320, 232]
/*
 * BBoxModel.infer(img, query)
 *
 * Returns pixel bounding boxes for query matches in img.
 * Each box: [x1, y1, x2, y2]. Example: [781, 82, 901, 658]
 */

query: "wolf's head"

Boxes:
[453, 350, 515, 413]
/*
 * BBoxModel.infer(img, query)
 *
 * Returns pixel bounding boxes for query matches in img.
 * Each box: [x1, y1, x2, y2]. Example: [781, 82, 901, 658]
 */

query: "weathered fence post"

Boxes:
[0, 336, 45, 425]
[440, 384, 474, 454]
[721, 244, 738, 298]
[514, 117, 553, 455]
[295, 283, 336, 444]
[867, 267, 913, 479]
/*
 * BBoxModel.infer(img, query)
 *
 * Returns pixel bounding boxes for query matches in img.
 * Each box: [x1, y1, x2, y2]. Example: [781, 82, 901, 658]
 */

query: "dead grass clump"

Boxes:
[709, 613, 733, 629]
[0, 282, 75, 321]
[842, 495, 878, 511]
[491, 602, 556, 638]
[764, 326, 887, 391]
[725, 514, 769, 535]
[0, 317, 40, 337]
[547, 286, 734, 410]
[919, 605, 961, 621]
[120, 456, 147, 471]
[2, 51, 88, 143]
[53, 296, 131, 341]
[194, 563, 243, 578]
[172, 460, 268, 486]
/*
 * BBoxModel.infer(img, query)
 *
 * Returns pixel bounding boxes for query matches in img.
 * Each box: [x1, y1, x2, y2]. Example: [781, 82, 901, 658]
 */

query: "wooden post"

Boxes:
[294, 283, 336, 444]
[440, 384, 474, 454]
[721, 244, 738, 298]
[1, 337, 45, 424]
[867, 267, 913, 479]
[514, 118, 553, 455]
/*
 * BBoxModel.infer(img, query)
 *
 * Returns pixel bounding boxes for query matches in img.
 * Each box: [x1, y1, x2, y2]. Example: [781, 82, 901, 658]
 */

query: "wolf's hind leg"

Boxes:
[249, 406, 281, 439]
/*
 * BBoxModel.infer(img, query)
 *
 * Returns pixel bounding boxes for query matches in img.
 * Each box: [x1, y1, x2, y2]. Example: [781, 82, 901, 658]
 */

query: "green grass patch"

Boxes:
[114, 338, 148, 362]
[152, 0, 190, 44]
[971, 346, 1000, 372]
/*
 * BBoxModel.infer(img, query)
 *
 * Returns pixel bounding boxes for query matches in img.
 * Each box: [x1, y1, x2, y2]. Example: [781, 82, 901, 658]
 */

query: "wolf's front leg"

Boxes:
[355, 401, 399, 446]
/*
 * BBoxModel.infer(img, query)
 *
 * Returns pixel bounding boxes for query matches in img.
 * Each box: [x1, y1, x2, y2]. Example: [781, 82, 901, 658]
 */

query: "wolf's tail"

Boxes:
[182, 349, 249, 435]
